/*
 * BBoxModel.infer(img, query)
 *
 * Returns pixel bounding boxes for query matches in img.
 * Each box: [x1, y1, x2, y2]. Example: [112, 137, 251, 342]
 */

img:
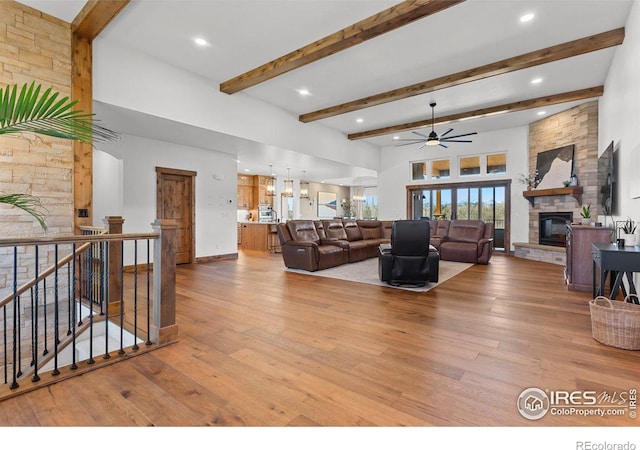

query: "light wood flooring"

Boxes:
[0, 251, 638, 427]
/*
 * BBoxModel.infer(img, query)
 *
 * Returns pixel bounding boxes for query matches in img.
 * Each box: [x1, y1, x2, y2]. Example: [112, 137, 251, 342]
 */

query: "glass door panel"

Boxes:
[457, 188, 469, 219]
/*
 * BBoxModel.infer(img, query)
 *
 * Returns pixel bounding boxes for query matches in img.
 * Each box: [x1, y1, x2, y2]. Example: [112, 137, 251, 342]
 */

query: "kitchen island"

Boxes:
[239, 222, 280, 252]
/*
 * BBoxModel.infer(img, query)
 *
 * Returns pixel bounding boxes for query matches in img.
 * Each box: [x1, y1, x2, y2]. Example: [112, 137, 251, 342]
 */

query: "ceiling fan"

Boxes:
[394, 102, 478, 149]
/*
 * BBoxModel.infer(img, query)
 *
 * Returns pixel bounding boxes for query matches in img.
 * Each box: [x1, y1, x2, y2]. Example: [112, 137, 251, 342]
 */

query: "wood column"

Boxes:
[151, 219, 179, 345]
[103, 216, 124, 315]
[72, 34, 93, 233]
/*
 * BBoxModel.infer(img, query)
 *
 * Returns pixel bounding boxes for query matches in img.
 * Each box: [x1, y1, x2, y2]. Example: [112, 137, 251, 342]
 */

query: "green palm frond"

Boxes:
[0, 81, 118, 145]
[0, 193, 48, 231]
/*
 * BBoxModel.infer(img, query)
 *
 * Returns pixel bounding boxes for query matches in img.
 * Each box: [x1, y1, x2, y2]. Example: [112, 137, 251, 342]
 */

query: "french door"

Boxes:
[407, 180, 510, 251]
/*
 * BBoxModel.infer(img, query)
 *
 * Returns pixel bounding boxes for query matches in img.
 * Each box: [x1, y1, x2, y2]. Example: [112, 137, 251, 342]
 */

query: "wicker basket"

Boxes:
[589, 295, 640, 350]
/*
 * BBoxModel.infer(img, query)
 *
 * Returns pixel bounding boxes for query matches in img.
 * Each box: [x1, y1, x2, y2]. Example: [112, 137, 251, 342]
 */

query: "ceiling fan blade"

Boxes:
[395, 141, 424, 147]
[418, 143, 426, 150]
[440, 128, 454, 137]
[439, 143, 448, 148]
[441, 131, 478, 140]
[412, 131, 428, 139]
[441, 139, 473, 143]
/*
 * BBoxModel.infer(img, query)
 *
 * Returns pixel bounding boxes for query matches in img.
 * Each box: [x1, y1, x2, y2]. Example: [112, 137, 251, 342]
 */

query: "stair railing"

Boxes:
[0, 217, 179, 399]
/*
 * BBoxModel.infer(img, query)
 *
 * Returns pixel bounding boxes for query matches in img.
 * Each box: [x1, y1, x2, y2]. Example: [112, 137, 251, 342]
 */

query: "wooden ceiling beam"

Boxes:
[302, 28, 624, 123]
[70, 0, 130, 233]
[347, 86, 604, 140]
[72, 0, 131, 41]
[220, 0, 466, 95]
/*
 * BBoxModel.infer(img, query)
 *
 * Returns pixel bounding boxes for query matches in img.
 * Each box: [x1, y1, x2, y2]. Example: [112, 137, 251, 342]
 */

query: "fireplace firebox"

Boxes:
[539, 212, 573, 247]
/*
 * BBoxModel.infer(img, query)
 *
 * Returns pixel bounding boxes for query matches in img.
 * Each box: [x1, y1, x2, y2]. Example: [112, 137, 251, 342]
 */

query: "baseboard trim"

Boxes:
[196, 253, 238, 263]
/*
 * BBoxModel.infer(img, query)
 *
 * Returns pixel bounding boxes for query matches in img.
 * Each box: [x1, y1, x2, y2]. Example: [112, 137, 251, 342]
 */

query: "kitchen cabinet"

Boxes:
[254, 176, 275, 207]
[237, 174, 254, 209]
[240, 222, 269, 252]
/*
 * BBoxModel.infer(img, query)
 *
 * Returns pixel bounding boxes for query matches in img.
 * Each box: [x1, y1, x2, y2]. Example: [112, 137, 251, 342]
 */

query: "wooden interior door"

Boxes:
[156, 167, 196, 264]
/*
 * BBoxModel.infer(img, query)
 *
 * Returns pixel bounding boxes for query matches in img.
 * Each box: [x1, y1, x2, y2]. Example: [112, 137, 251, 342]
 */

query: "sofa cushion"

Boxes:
[343, 219, 363, 241]
[322, 219, 348, 240]
[287, 220, 320, 243]
[357, 220, 382, 240]
[448, 220, 484, 243]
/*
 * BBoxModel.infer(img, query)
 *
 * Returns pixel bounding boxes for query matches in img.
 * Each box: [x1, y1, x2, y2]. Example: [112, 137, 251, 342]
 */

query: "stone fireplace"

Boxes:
[513, 101, 598, 265]
[538, 212, 572, 247]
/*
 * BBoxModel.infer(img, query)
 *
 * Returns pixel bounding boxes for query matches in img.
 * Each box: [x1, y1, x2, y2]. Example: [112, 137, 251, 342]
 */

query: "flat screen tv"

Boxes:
[597, 140, 617, 216]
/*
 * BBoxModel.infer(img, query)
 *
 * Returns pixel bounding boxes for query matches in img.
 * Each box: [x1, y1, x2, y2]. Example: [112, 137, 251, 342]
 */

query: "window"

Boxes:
[431, 159, 450, 179]
[459, 156, 481, 177]
[411, 162, 427, 180]
[487, 153, 507, 174]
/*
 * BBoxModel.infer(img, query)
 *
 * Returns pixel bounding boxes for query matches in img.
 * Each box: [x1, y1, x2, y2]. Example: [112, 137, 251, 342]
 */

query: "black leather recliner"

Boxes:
[378, 220, 440, 287]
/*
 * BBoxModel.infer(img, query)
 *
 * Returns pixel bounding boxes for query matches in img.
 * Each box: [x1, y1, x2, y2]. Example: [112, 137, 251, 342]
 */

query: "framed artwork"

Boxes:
[317, 191, 337, 218]
[534, 144, 574, 190]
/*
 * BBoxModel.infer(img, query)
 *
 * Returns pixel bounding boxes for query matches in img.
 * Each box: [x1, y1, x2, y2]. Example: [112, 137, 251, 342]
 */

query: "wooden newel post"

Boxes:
[151, 219, 179, 345]
[103, 216, 124, 316]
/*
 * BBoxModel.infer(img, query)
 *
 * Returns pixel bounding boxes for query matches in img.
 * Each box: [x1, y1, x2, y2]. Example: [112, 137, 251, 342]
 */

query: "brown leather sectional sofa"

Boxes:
[276, 218, 494, 272]
[277, 219, 392, 271]
[429, 219, 494, 264]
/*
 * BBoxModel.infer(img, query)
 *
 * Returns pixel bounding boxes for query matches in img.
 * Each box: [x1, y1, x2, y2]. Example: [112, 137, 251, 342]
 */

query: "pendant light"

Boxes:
[266, 164, 275, 196]
[299, 171, 310, 199]
[283, 168, 293, 197]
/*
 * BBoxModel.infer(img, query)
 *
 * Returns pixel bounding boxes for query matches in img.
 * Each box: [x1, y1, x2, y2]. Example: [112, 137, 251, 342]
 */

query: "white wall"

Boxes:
[94, 134, 238, 258]
[92, 40, 381, 173]
[93, 149, 123, 225]
[599, 0, 640, 227]
[377, 126, 530, 249]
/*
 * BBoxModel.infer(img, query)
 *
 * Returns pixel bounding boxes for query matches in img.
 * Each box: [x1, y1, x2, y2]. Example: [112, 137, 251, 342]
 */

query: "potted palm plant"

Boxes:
[0, 81, 118, 230]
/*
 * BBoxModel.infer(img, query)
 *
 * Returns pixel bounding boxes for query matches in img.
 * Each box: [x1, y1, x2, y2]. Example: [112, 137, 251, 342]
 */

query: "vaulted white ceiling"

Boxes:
[18, 0, 635, 186]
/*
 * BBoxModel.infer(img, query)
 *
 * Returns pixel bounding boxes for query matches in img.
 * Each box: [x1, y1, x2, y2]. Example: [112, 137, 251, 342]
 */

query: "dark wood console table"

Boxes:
[592, 242, 640, 302]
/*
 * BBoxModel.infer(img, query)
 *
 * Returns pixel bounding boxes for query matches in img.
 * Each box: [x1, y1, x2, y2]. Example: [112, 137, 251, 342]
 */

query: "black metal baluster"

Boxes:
[67, 259, 72, 336]
[103, 241, 110, 360]
[32, 245, 40, 382]
[133, 240, 139, 351]
[146, 239, 151, 346]
[99, 241, 105, 314]
[16, 293, 22, 379]
[3, 301, 6, 385]
[42, 277, 48, 357]
[118, 240, 125, 356]
[30, 287, 34, 367]
[11, 246, 19, 389]
[87, 239, 95, 365]
[52, 244, 60, 376]
[77, 249, 83, 326]
[70, 244, 77, 371]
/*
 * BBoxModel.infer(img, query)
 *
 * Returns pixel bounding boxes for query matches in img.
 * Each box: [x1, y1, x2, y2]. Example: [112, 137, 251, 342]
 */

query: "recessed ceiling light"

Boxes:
[297, 88, 310, 96]
[236, 159, 240, 163]
[356, 118, 364, 123]
[537, 111, 546, 116]
[392, 136, 400, 140]
[520, 13, 535, 23]
[531, 77, 543, 84]
[194, 37, 208, 46]
[244, 168, 250, 172]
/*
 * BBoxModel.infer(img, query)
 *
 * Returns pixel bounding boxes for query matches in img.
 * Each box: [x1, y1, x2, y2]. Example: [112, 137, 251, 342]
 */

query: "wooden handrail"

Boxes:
[0, 232, 158, 248]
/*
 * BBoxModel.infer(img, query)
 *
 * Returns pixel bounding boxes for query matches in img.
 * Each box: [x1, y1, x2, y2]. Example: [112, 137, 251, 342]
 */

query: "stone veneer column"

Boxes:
[527, 101, 599, 244]
[0, 2, 73, 238]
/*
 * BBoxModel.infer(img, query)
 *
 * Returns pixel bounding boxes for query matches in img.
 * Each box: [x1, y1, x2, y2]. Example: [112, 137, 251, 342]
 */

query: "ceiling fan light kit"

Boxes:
[395, 102, 477, 149]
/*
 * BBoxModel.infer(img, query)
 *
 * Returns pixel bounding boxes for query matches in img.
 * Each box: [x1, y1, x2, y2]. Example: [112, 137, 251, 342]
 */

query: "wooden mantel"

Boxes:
[522, 186, 583, 206]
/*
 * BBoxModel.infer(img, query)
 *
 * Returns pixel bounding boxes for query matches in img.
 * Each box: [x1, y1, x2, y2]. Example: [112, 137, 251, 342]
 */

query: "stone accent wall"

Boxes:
[527, 101, 599, 244]
[0, 2, 73, 238]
